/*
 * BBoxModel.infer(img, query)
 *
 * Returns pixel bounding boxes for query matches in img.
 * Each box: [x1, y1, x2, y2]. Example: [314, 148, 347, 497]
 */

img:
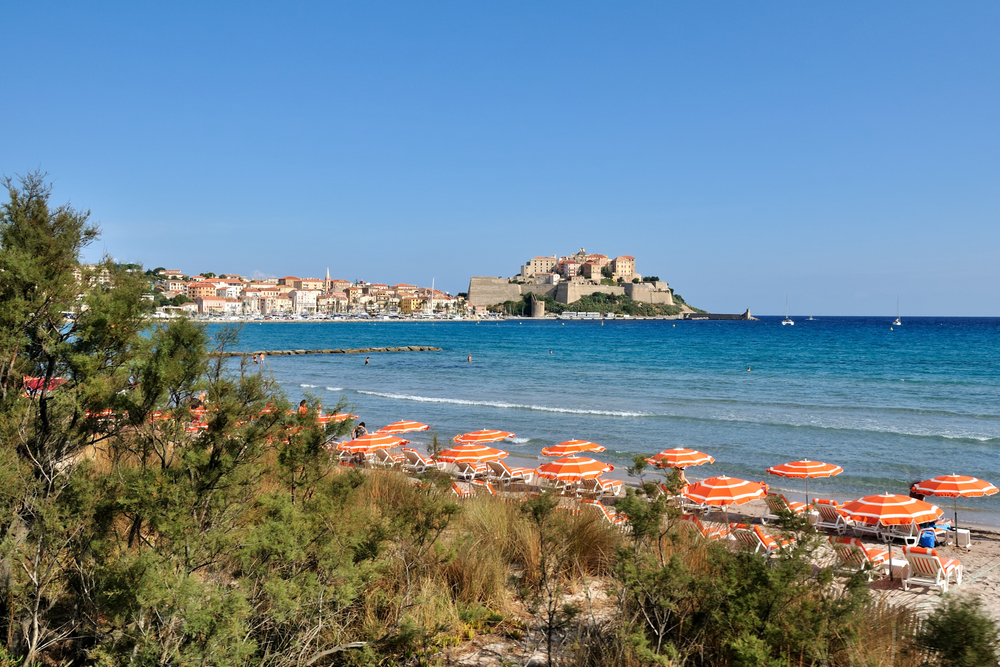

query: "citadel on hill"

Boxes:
[467, 247, 695, 315]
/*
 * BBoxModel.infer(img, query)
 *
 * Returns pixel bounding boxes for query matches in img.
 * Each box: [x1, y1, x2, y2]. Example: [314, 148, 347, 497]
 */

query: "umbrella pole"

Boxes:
[954, 497, 958, 532]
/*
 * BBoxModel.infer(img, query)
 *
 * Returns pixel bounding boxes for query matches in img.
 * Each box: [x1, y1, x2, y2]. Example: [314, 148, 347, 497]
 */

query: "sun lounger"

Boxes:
[678, 514, 729, 541]
[486, 460, 536, 486]
[580, 477, 623, 499]
[813, 499, 854, 534]
[828, 536, 890, 579]
[372, 449, 404, 468]
[762, 494, 810, 524]
[401, 448, 435, 474]
[451, 482, 475, 500]
[902, 546, 962, 593]
[580, 499, 629, 531]
[731, 525, 794, 557]
[452, 461, 490, 481]
[471, 480, 497, 496]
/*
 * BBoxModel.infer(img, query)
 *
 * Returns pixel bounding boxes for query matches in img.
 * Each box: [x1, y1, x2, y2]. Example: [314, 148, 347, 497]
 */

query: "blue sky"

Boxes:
[3, 2, 998, 315]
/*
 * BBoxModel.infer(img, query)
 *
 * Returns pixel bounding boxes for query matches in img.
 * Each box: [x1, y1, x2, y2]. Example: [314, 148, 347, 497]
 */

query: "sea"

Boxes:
[210, 317, 1000, 525]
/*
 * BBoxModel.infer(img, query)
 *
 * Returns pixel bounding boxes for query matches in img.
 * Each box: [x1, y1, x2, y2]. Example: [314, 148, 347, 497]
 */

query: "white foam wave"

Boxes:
[356, 390, 649, 417]
[326, 387, 343, 391]
[300, 384, 319, 388]
[506, 437, 530, 444]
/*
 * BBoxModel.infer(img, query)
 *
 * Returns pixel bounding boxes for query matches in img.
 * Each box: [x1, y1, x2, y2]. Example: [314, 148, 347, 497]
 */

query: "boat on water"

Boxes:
[807, 316, 815, 321]
[781, 297, 794, 326]
[893, 295, 901, 326]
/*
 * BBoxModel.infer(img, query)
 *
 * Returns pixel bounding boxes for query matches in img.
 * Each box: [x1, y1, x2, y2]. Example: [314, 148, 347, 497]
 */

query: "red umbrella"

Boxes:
[536, 456, 613, 483]
[646, 448, 715, 469]
[453, 429, 514, 444]
[377, 420, 430, 434]
[911, 475, 998, 530]
[337, 433, 409, 454]
[435, 443, 508, 463]
[540, 440, 607, 456]
[766, 459, 843, 507]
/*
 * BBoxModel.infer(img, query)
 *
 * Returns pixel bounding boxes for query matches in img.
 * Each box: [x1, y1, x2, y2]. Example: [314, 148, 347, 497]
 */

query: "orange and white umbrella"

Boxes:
[317, 412, 358, 425]
[683, 476, 765, 506]
[540, 440, 607, 457]
[453, 429, 514, 444]
[840, 494, 943, 527]
[337, 433, 409, 454]
[911, 475, 998, 529]
[766, 459, 843, 507]
[435, 443, 508, 463]
[377, 420, 430, 434]
[536, 456, 614, 483]
[646, 448, 715, 469]
[840, 493, 944, 582]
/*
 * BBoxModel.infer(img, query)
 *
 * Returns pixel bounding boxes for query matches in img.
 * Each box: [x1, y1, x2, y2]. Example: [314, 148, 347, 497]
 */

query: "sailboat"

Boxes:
[892, 296, 901, 326]
[782, 297, 794, 326]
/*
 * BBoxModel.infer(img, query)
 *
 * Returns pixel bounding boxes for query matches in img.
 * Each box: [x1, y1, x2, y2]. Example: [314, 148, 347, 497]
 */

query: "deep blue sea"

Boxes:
[210, 317, 1000, 524]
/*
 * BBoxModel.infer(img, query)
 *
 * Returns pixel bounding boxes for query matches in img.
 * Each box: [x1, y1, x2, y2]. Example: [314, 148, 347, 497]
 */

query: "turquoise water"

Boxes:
[212, 317, 1000, 523]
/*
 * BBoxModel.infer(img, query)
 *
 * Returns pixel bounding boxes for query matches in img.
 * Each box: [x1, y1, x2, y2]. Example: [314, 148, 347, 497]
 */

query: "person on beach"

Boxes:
[259, 352, 265, 364]
[352, 421, 367, 439]
[298, 399, 308, 414]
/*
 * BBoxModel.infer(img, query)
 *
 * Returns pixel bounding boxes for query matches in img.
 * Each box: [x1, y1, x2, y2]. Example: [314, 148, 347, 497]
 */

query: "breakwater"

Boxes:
[212, 346, 441, 358]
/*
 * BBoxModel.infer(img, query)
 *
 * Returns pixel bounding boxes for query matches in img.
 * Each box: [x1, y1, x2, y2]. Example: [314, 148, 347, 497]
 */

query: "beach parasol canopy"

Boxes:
[766, 459, 843, 507]
[646, 448, 715, 469]
[317, 412, 359, 424]
[536, 456, 613, 483]
[840, 494, 943, 527]
[840, 493, 944, 582]
[453, 429, 514, 444]
[540, 440, 607, 457]
[911, 475, 998, 529]
[435, 443, 509, 463]
[377, 420, 431, 434]
[337, 433, 409, 454]
[683, 476, 765, 506]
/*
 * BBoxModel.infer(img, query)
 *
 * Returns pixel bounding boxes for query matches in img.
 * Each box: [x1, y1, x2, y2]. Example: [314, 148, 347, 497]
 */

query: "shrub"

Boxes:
[917, 597, 1000, 667]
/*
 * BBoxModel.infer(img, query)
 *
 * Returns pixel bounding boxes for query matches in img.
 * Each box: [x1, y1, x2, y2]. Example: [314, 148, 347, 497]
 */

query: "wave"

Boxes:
[326, 387, 343, 392]
[355, 390, 650, 417]
[506, 437, 530, 444]
[300, 384, 319, 388]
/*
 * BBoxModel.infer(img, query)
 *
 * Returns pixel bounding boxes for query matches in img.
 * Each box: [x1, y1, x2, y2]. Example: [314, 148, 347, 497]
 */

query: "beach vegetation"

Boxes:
[0, 173, 987, 666]
[643, 276, 660, 282]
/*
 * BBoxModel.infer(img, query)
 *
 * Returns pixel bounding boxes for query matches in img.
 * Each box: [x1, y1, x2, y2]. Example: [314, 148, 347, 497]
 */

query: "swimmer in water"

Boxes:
[467, 354, 472, 363]
[747, 366, 751, 372]
[549, 350, 552, 354]
[365, 357, 370, 366]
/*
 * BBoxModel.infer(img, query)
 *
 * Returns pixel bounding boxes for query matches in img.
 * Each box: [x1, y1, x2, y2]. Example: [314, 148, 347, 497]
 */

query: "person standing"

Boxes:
[365, 357, 370, 366]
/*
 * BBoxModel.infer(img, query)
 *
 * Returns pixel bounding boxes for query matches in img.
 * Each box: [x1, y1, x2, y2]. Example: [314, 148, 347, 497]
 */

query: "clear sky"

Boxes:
[3, 2, 998, 315]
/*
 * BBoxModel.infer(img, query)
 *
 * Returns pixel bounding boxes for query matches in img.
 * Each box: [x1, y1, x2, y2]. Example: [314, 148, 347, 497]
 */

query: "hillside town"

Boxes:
[143, 268, 466, 319]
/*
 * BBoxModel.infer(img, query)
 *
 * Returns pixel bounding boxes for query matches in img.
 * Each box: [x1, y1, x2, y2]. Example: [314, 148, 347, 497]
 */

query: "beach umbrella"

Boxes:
[317, 412, 358, 425]
[435, 443, 509, 463]
[536, 456, 614, 483]
[911, 475, 998, 530]
[840, 493, 944, 581]
[453, 429, 514, 444]
[326, 412, 359, 422]
[377, 420, 431, 434]
[540, 440, 607, 457]
[840, 494, 943, 527]
[766, 459, 843, 507]
[646, 448, 715, 469]
[337, 433, 409, 454]
[683, 475, 766, 524]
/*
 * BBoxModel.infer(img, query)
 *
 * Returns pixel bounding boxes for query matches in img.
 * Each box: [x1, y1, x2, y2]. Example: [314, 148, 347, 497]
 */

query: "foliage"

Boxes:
[642, 276, 660, 283]
[916, 597, 1000, 667]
